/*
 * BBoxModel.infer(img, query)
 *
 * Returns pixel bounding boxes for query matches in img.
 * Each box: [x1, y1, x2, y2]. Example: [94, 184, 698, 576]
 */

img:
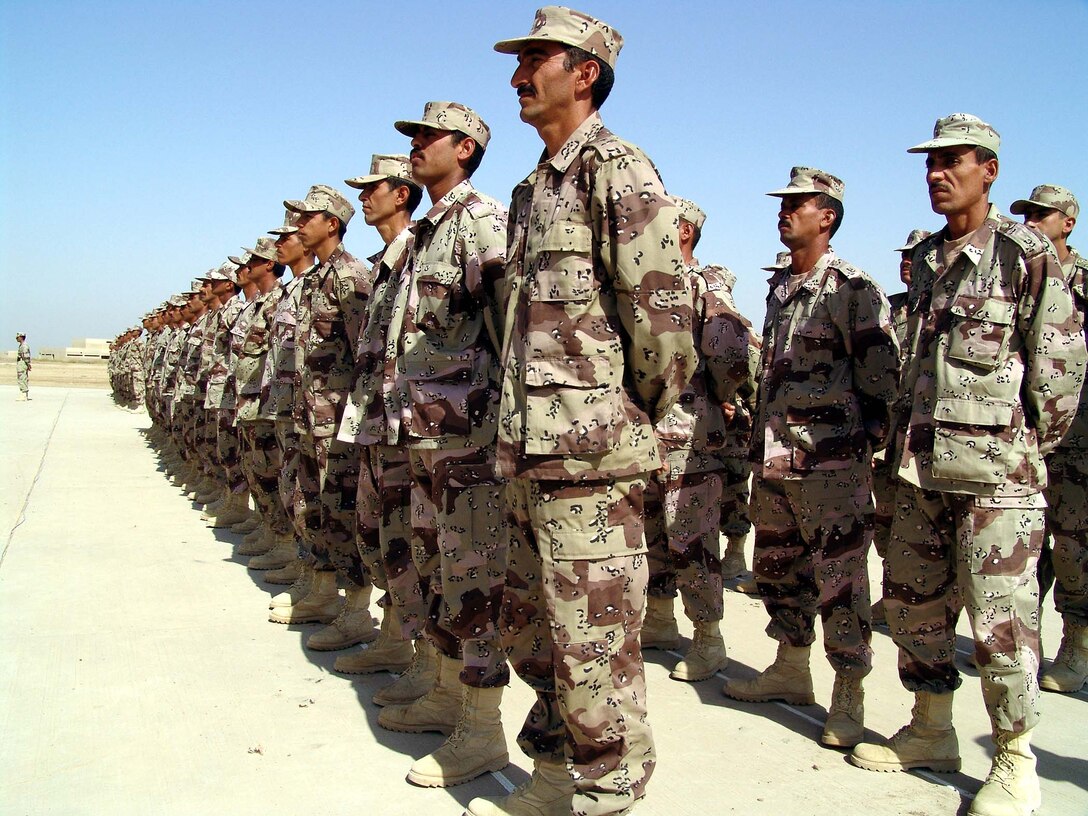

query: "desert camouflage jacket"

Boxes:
[175, 312, 213, 402]
[496, 112, 697, 481]
[337, 227, 414, 447]
[393, 180, 507, 450]
[753, 250, 901, 481]
[710, 265, 759, 463]
[655, 262, 758, 474]
[16, 341, 30, 367]
[159, 326, 186, 397]
[1047, 246, 1088, 455]
[893, 207, 1085, 497]
[205, 296, 246, 411]
[233, 285, 282, 424]
[257, 275, 305, 423]
[293, 245, 372, 438]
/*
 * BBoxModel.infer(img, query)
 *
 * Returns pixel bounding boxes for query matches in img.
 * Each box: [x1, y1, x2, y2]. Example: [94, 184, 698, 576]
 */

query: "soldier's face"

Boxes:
[1022, 206, 1073, 243]
[899, 252, 913, 285]
[359, 179, 398, 226]
[295, 211, 335, 251]
[777, 194, 830, 249]
[275, 232, 307, 266]
[925, 146, 997, 217]
[511, 41, 575, 126]
[409, 126, 461, 187]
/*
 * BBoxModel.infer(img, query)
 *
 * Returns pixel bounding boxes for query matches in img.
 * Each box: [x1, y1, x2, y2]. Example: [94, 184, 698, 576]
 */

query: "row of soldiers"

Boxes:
[106, 7, 1087, 816]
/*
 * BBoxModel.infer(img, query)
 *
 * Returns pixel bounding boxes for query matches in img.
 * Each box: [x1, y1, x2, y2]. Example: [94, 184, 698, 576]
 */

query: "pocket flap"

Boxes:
[416, 261, 460, 286]
[539, 222, 593, 253]
[403, 351, 474, 382]
[524, 356, 608, 388]
[951, 297, 1014, 325]
[934, 397, 1013, 426]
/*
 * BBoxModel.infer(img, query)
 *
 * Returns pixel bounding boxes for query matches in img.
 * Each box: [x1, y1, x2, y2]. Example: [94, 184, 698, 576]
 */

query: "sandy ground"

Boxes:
[0, 359, 109, 390]
[1, 385, 1085, 816]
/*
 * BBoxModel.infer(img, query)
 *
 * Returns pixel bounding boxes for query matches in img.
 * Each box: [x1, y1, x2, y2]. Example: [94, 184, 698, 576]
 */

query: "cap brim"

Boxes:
[1008, 198, 1056, 216]
[267, 225, 299, 235]
[765, 187, 814, 198]
[283, 198, 323, 215]
[394, 119, 426, 137]
[227, 255, 246, 266]
[493, 34, 564, 54]
[906, 137, 977, 153]
[345, 173, 387, 189]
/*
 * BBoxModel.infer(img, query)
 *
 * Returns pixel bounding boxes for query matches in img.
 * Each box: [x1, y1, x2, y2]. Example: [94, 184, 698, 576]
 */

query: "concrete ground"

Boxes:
[1, 385, 1085, 816]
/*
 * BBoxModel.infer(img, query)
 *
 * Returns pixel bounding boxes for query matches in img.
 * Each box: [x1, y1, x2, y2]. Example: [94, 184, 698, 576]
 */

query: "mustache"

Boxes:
[929, 183, 951, 195]
[410, 148, 423, 160]
[517, 84, 536, 97]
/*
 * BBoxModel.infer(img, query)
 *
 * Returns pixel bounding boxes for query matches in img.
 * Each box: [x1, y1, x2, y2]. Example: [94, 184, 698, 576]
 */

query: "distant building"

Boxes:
[64, 338, 110, 360]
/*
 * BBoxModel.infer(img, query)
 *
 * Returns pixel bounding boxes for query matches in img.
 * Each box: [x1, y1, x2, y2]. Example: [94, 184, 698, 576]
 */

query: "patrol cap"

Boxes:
[762, 251, 791, 272]
[894, 229, 932, 253]
[227, 253, 249, 267]
[766, 166, 845, 203]
[394, 101, 491, 150]
[673, 197, 706, 231]
[15, 332, 26, 338]
[907, 113, 1000, 155]
[206, 261, 240, 283]
[1010, 184, 1079, 219]
[243, 236, 279, 263]
[268, 210, 300, 236]
[494, 6, 624, 69]
[345, 154, 419, 191]
[168, 295, 189, 307]
[284, 184, 356, 226]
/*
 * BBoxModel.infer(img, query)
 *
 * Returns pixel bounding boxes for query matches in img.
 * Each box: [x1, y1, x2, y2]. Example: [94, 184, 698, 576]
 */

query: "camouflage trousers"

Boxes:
[502, 476, 654, 816]
[273, 421, 304, 542]
[1043, 452, 1088, 625]
[238, 421, 290, 536]
[295, 433, 368, 588]
[646, 468, 724, 622]
[719, 455, 752, 538]
[752, 472, 874, 678]
[132, 370, 145, 404]
[408, 446, 508, 688]
[885, 483, 1044, 733]
[357, 445, 428, 641]
[215, 409, 245, 492]
[16, 362, 28, 393]
[872, 454, 897, 560]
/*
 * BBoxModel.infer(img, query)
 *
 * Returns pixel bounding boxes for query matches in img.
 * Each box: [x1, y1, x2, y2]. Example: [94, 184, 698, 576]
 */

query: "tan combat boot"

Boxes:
[406, 684, 509, 787]
[465, 758, 574, 816]
[263, 556, 303, 585]
[305, 584, 379, 651]
[642, 596, 680, 650]
[372, 639, 438, 706]
[267, 569, 341, 624]
[722, 642, 815, 704]
[670, 619, 729, 682]
[231, 514, 261, 534]
[378, 652, 460, 733]
[236, 523, 274, 556]
[850, 690, 960, 772]
[821, 673, 865, 747]
[967, 728, 1041, 816]
[720, 534, 748, 580]
[206, 491, 252, 528]
[247, 533, 297, 571]
[333, 612, 414, 674]
[268, 561, 314, 608]
[1040, 619, 1087, 693]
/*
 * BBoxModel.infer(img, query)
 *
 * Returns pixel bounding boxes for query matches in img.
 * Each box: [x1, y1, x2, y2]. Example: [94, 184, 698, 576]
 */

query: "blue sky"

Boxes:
[2, 0, 1086, 351]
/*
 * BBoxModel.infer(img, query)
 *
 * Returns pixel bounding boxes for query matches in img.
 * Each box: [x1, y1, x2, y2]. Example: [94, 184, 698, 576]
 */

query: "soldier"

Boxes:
[871, 228, 931, 626]
[850, 115, 1086, 816]
[334, 156, 432, 693]
[15, 333, 31, 401]
[643, 197, 757, 683]
[272, 186, 379, 652]
[370, 103, 511, 789]
[722, 167, 901, 752]
[476, 9, 697, 815]
[1010, 184, 1088, 694]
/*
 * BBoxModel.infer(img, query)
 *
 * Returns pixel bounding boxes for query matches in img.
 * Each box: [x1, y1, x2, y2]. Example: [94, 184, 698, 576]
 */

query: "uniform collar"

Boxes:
[417, 180, 474, 230]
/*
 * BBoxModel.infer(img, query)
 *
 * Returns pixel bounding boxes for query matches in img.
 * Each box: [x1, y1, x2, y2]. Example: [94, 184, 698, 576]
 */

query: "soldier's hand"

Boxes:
[721, 401, 736, 422]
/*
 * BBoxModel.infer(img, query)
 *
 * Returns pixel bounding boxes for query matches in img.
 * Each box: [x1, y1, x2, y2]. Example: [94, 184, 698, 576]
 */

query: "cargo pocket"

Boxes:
[405, 351, 476, 439]
[531, 222, 596, 302]
[946, 297, 1014, 371]
[416, 261, 462, 333]
[524, 356, 620, 455]
[931, 397, 1013, 484]
[786, 404, 853, 472]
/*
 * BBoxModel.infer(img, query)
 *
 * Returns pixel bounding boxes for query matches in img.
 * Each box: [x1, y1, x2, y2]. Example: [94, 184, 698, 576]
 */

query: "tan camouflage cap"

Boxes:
[907, 113, 1000, 155]
[268, 210, 300, 236]
[766, 166, 845, 203]
[762, 251, 792, 272]
[345, 154, 419, 190]
[673, 197, 706, 231]
[168, 294, 189, 307]
[243, 236, 279, 263]
[1010, 184, 1079, 219]
[894, 229, 932, 252]
[227, 253, 250, 267]
[15, 331, 26, 338]
[394, 101, 491, 150]
[190, 279, 206, 293]
[494, 6, 623, 69]
[283, 184, 356, 226]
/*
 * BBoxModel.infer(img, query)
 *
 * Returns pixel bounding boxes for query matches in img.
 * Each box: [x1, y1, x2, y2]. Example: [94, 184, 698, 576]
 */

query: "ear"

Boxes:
[678, 221, 695, 244]
[982, 157, 999, 185]
[574, 57, 600, 95]
[455, 136, 477, 163]
[1063, 215, 1076, 240]
[393, 184, 410, 207]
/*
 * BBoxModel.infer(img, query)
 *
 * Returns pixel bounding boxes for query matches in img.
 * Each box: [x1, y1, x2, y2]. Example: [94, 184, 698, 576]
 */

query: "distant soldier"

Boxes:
[723, 167, 901, 753]
[1011, 184, 1088, 694]
[851, 115, 1085, 816]
[15, 333, 31, 401]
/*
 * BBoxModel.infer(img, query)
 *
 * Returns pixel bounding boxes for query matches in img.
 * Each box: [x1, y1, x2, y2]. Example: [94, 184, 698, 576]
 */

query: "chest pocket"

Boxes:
[416, 261, 465, 333]
[946, 296, 1014, 371]
[530, 222, 596, 302]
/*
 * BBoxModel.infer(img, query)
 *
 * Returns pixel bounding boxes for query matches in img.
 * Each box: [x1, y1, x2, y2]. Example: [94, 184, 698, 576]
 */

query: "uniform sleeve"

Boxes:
[1019, 248, 1086, 456]
[460, 204, 508, 355]
[591, 151, 697, 424]
[833, 278, 902, 450]
[335, 262, 373, 351]
[701, 282, 758, 407]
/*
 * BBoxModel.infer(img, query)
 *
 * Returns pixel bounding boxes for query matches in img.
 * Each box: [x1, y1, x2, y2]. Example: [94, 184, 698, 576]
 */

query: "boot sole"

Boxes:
[334, 660, 412, 676]
[378, 719, 455, 735]
[820, 732, 864, 748]
[406, 753, 509, 788]
[263, 573, 301, 585]
[723, 688, 816, 705]
[1039, 677, 1086, 693]
[670, 661, 729, 682]
[248, 559, 294, 571]
[372, 691, 428, 707]
[848, 755, 961, 773]
[267, 611, 338, 625]
[306, 631, 379, 652]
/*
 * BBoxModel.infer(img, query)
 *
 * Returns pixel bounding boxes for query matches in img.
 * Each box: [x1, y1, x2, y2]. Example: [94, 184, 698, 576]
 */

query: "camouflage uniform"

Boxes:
[495, 110, 697, 811]
[206, 293, 246, 492]
[886, 205, 1084, 732]
[16, 338, 30, 395]
[646, 261, 757, 623]
[751, 241, 901, 678]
